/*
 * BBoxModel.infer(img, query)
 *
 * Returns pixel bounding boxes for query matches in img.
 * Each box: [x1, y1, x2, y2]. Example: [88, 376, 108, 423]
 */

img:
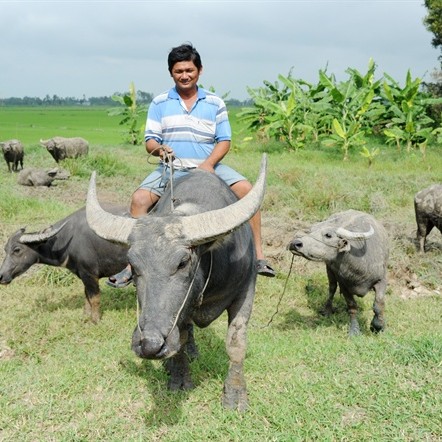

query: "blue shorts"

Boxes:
[138, 163, 247, 197]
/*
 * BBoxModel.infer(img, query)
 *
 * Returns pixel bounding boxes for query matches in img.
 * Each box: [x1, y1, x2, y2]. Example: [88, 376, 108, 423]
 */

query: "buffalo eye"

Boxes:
[177, 255, 190, 270]
[324, 232, 333, 239]
[12, 246, 22, 255]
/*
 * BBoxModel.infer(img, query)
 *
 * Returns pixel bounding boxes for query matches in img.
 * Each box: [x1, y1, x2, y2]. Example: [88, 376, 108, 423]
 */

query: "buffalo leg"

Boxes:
[184, 322, 199, 361]
[416, 218, 433, 253]
[370, 279, 387, 333]
[165, 328, 194, 391]
[223, 291, 254, 412]
[321, 267, 338, 316]
[342, 291, 360, 336]
[82, 275, 101, 323]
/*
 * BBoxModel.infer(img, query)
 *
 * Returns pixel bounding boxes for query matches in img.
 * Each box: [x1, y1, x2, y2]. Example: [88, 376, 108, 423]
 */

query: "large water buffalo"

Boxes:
[414, 184, 442, 253]
[40, 136, 89, 163]
[86, 155, 267, 411]
[1, 139, 24, 172]
[288, 209, 389, 336]
[0, 206, 129, 323]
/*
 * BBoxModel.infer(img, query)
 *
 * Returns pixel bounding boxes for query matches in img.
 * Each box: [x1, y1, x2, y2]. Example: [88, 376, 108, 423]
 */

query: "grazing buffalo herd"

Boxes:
[1, 147, 441, 410]
[1, 136, 88, 185]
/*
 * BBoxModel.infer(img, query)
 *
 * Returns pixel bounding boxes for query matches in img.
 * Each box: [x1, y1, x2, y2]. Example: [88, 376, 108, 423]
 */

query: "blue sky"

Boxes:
[0, 0, 439, 100]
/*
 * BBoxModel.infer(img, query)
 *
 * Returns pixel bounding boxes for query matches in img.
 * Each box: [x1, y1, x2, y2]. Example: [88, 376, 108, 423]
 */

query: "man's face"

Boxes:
[170, 61, 202, 94]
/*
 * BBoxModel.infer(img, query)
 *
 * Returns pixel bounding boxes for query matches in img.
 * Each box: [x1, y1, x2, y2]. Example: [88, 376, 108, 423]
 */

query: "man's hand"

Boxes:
[159, 145, 174, 162]
[198, 160, 215, 173]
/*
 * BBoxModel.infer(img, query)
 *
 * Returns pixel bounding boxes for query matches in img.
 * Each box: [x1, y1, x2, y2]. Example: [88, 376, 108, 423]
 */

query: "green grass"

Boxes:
[0, 107, 442, 441]
[0, 106, 124, 145]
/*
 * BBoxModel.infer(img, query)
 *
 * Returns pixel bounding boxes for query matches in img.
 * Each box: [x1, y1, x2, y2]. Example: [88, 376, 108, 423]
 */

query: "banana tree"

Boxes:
[323, 118, 366, 160]
[254, 89, 306, 150]
[108, 81, 146, 145]
[381, 70, 441, 152]
[239, 73, 334, 149]
[320, 59, 380, 159]
[360, 146, 380, 167]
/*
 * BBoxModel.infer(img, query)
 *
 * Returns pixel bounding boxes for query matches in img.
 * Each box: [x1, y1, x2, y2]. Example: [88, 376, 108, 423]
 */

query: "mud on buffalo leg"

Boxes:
[223, 305, 251, 412]
[342, 290, 361, 336]
[370, 279, 386, 333]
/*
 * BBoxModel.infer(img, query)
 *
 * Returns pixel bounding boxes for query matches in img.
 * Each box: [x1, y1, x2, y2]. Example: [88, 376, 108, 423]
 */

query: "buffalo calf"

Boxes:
[288, 209, 389, 336]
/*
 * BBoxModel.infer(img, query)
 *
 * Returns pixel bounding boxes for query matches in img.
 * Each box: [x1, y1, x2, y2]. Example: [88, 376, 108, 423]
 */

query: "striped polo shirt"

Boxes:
[144, 87, 232, 166]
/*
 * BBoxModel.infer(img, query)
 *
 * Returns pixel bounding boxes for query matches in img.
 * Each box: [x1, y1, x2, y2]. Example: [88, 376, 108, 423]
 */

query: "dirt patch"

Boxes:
[0, 340, 15, 360]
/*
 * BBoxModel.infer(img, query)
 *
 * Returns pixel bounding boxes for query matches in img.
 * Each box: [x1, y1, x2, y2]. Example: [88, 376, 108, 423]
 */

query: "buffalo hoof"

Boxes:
[168, 375, 194, 391]
[370, 317, 385, 333]
[348, 321, 361, 337]
[222, 384, 248, 412]
[164, 357, 194, 391]
[83, 300, 101, 324]
[320, 304, 336, 317]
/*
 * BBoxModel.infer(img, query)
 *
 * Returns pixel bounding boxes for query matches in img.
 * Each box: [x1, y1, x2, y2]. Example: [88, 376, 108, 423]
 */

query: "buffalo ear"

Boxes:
[338, 238, 350, 253]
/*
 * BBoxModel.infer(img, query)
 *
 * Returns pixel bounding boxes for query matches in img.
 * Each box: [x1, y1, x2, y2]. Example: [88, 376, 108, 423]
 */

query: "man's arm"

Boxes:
[198, 140, 231, 173]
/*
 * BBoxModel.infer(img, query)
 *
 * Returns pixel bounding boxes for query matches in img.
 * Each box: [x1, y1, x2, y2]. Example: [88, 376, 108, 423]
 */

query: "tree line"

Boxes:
[0, 92, 252, 108]
[0, 90, 155, 107]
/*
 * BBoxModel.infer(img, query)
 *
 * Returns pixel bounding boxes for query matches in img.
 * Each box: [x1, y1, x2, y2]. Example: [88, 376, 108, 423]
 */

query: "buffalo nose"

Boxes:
[132, 327, 170, 359]
[288, 239, 303, 252]
[140, 333, 165, 357]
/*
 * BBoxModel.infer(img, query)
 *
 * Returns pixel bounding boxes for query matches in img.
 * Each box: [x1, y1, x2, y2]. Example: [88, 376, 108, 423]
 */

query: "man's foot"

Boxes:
[256, 259, 276, 277]
[106, 267, 133, 288]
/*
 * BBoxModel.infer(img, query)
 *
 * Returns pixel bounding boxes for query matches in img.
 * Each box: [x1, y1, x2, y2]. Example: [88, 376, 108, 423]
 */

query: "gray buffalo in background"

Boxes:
[85, 155, 267, 411]
[288, 209, 389, 336]
[1, 139, 24, 172]
[40, 136, 89, 163]
[0, 206, 129, 323]
[17, 167, 70, 187]
[414, 184, 442, 253]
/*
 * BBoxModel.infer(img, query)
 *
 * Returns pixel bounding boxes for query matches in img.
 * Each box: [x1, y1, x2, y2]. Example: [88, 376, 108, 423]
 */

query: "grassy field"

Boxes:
[0, 106, 123, 145]
[0, 107, 441, 441]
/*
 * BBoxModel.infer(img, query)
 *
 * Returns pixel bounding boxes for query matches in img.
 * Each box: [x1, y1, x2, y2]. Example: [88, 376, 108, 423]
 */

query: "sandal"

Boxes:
[106, 266, 133, 288]
[256, 259, 276, 277]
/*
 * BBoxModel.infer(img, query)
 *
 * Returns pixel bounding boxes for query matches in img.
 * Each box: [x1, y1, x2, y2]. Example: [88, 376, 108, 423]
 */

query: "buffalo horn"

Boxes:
[178, 154, 267, 245]
[20, 222, 67, 244]
[336, 225, 374, 240]
[86, 154, 267, 246]
[86, 171, 136, 244]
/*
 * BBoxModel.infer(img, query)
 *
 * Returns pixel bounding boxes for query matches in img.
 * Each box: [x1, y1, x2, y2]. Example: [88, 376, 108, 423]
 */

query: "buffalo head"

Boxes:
[0, 224, 65, 284]
[289, 218, 374, 262]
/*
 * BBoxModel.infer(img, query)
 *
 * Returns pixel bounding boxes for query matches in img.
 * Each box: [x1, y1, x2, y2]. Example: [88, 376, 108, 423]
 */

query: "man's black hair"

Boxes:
[168, 43, 202, 73]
